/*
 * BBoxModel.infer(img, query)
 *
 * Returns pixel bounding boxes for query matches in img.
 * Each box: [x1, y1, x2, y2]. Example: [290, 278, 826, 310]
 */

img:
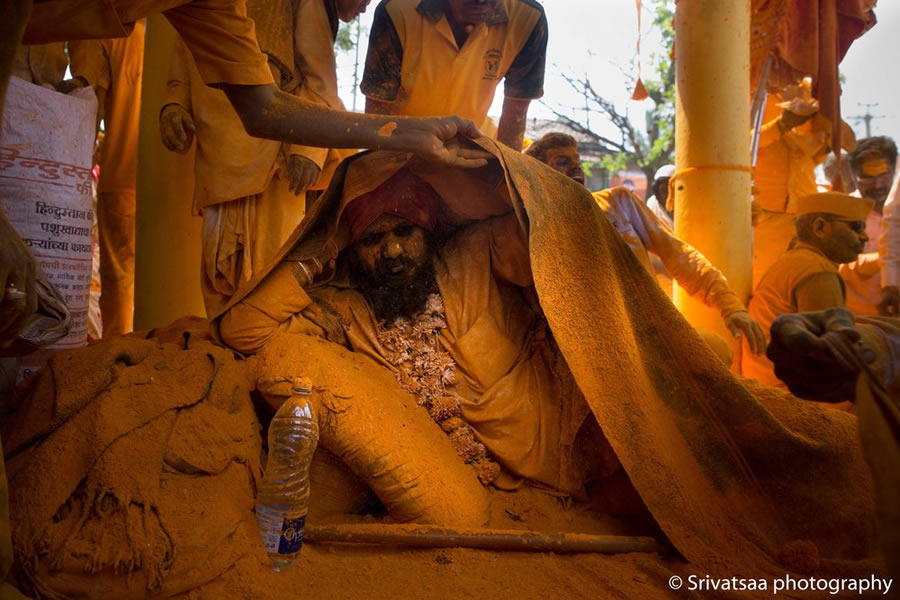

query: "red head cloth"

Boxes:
[342, 169, 441, 242]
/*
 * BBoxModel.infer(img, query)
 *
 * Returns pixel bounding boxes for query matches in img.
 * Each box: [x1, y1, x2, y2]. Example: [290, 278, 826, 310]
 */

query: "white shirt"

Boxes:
[646, 195, 674, 230]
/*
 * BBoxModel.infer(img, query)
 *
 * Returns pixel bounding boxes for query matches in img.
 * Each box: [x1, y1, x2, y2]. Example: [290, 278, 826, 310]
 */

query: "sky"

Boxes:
[335, 1, 900, 145]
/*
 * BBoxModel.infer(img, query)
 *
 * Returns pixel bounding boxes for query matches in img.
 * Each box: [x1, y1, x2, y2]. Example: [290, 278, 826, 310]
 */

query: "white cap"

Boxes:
[654, 165, 675, 181]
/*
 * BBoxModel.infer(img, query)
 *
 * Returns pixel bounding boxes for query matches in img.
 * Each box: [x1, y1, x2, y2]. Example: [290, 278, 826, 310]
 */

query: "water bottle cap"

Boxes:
[292, 377, 313, 395]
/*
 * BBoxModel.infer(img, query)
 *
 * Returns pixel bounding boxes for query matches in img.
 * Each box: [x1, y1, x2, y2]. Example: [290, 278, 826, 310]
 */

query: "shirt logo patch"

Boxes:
[483, 49, 502, 80]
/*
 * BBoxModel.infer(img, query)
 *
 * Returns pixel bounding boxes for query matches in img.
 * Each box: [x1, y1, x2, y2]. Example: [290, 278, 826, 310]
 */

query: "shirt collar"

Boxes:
[792, 241, 832, 262]
[416, 0, 509, 26]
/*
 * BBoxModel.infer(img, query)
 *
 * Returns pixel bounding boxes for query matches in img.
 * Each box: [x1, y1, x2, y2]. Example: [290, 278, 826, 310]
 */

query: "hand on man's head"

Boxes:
[397, 116, 492, 169]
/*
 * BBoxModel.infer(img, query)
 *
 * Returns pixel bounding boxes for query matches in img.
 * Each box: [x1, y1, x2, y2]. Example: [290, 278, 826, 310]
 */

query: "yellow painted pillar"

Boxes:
[672, 0, 751, 361]
[134, 15, 204, 329]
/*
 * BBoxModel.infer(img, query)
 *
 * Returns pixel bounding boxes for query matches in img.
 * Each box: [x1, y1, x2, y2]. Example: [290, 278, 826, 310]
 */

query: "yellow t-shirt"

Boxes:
[361, 0, 546, 129]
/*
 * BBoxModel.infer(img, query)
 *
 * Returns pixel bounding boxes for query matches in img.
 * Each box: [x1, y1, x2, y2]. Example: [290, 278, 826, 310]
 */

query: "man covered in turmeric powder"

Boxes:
[219, 166, 620, 501]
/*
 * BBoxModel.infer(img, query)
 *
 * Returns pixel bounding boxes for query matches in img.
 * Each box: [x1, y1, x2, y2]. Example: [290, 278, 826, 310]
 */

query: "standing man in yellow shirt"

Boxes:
[744, 192, 873, 387]
[361, 0, 547, 150]
[67, 22, 146, 336]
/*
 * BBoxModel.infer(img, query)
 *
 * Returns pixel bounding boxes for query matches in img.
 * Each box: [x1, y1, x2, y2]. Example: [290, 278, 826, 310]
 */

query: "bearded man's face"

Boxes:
[349, 214, 436, 323]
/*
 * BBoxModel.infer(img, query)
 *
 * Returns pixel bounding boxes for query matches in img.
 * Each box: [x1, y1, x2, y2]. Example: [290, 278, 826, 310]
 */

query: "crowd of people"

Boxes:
[0, 0, 898, 596]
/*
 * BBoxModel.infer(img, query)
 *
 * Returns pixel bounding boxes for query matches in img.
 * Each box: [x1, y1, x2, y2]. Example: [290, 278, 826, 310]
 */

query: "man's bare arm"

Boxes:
[496, 97, 530, 151]
[222, 84, 489, 169]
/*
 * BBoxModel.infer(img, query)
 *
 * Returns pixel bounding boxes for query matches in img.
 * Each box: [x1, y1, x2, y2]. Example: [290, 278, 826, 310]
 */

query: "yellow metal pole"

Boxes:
[133, 15, 204, 329]
[673, 0, 752, 361]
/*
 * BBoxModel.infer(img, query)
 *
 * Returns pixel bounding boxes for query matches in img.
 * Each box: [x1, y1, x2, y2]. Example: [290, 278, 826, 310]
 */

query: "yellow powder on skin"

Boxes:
[377, 122, 397, 137]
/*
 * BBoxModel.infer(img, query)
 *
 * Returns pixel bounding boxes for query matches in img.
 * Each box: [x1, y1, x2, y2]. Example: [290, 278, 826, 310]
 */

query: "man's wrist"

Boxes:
[776, 117, 788, 135]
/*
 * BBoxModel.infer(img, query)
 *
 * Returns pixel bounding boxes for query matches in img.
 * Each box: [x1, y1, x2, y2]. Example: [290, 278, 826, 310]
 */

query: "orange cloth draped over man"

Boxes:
[68, 21, 145, 336]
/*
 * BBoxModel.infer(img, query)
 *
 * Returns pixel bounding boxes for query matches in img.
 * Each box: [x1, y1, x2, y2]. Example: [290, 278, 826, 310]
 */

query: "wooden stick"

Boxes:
[304, 523, 664, 554]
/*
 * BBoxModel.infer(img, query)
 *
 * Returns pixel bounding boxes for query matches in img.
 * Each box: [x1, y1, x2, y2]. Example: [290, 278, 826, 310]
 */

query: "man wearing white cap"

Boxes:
[646, 164, 675, 230]
[743, 191, 874, 386]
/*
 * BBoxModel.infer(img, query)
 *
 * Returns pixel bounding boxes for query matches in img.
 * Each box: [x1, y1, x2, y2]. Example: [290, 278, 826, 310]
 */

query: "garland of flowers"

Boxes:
[376, 293, 500, 485]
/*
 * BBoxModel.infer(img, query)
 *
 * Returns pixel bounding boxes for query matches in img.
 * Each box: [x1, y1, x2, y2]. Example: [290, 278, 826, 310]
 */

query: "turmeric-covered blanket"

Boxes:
[217, 141, 878, 579]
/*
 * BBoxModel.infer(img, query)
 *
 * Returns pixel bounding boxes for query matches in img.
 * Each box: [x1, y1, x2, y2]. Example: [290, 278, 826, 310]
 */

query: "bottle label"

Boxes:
[276, 514, 306, 555]
[258, 507, 306, 555]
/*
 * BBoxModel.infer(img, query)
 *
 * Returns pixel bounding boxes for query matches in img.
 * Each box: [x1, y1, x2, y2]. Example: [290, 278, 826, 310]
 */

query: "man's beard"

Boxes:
[350, 251, 437, 325]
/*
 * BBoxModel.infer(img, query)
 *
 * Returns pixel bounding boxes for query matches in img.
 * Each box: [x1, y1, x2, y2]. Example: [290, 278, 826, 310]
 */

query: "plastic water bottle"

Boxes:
[255, 377, 319, 572]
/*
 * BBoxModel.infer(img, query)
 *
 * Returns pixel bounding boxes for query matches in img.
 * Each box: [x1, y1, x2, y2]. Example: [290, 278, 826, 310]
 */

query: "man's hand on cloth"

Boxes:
[725, 310, 767, 355]
[767, 308, 876, 402]
[0, 214, 39, 347]
[395, 116, 493, 169]
[284, 154, 321, 196]
[160, 103, 196, 154]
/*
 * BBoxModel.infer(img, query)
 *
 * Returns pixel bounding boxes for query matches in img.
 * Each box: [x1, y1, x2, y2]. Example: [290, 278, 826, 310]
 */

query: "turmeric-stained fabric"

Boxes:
[201, 177, 307, 317]
[750, 0, 874, 159]
[165, 0, 351, 317]
[216, 143, 878, 579]
[165, 37, 281, 211]
[853, 317, 900, 585]
[68, 22, 145, 336]
[12, 43, 67, 86]
[745, 242, 845, 386]
[2, 332, 263, 599]
[592, 187, 746, 319]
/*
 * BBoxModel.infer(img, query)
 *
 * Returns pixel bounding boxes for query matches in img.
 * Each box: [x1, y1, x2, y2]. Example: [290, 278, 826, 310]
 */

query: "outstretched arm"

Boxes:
[621, 189, 767, 353]
[222, 84, 489, 169]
